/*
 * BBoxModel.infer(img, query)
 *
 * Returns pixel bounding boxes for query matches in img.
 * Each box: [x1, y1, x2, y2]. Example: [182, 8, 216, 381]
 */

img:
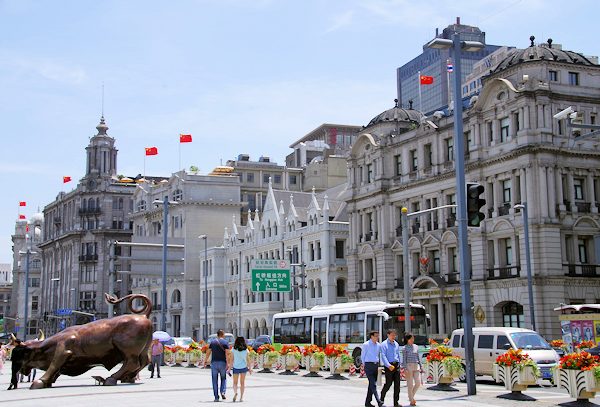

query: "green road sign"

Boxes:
[251, 259, 291, 292]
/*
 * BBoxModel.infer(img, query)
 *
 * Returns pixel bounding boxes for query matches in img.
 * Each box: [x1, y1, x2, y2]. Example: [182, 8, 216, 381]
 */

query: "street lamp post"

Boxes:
[107, 241, 115, 318]
[153, 197, 179, 333]
[23, 249, 31, 340]
[427, 32, 484, 396]
[401, 208, 411, 333]
[515, 203, 535, 331]
[199, 235, 208, 341]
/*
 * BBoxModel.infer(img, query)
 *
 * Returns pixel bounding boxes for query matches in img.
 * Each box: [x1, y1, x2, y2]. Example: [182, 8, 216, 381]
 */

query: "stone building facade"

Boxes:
[38, 117, 135, 333]
[129, 171, 242, 339]
[205, 180, 349, 338]
[347, 39, 600, 340]
[8, 216, 43, 338]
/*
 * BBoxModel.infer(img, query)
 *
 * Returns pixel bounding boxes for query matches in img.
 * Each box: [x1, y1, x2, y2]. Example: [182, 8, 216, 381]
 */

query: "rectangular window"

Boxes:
[432, 250, 440, 274]
[328, 313, 365, 344]
[452, 334, 461, 348]
[549, 70, 558, 82]
[335, 240, 345, 259]
[487, 121, 493, 143]
[504, 238, 513, 265]
[29, 278, 40, 287]
[263, 174, 270, 183]
[274, 174, 282, 184]
[568, 71, 579, 86]
[246, 173, 254, 183]
[424, 143, 432, 167]
[289, 175, 297, 185]
[578, 239, 589, 263]
[502, 180, 512, 203]
[31, 295, 39, 312]
[367, 164, 373, 182]
[394, 154, 402, 176]
[410, 150, 418, 172]
[448, 247, 457, 273]
[574, 178, 584, 200]
[500, 117, 510, 142]
[478, 335, 494, 349]
[446, 138, 454, 161]
[455, 304, 463, 329]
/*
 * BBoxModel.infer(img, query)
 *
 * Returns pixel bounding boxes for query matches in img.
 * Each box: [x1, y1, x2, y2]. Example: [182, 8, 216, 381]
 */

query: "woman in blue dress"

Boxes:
[232, 337, 252, 402]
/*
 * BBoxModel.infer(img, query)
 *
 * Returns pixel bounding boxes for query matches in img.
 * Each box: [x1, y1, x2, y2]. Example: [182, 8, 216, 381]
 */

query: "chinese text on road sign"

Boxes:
[251, 259, 291, 292]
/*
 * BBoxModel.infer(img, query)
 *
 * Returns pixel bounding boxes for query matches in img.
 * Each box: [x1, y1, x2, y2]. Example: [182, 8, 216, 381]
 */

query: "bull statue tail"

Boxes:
[104, 294, 152, 318]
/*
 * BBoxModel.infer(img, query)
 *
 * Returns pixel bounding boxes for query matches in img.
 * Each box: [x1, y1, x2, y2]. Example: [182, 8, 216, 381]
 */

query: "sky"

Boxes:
[0, 0, 597, 264]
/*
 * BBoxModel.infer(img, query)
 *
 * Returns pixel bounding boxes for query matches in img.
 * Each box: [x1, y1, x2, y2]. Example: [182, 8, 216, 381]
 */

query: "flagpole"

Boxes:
[144, 154, 146, 180]
[178, 136, 181, 171]
[418, 70, 423, 112]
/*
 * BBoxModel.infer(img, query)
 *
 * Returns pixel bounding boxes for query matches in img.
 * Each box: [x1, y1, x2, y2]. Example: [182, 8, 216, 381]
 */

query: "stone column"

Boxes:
[473, 123, 480, 147]
[437, 296, 446, 336]
[523, 105, 530, 130]
[493, 177, 502, 215]
[588, 172, 597, 213]
[557, 169, 565, 211]
[567, 171, 576, 212]
[548, 167, 557, 219]
[526, 167, 535, 219]
[539, 166, 549, 218]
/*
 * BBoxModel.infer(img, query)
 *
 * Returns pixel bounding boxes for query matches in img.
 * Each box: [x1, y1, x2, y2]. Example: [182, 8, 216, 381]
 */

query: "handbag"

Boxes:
[148, 362, 153, 372]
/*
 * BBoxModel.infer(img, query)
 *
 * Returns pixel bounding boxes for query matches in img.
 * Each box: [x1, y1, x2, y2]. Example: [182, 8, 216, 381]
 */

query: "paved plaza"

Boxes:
[0, 363, 598, 407]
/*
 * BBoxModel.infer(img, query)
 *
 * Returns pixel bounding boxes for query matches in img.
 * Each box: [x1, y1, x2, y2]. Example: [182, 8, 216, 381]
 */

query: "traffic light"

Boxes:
[466, 183, 486, 227]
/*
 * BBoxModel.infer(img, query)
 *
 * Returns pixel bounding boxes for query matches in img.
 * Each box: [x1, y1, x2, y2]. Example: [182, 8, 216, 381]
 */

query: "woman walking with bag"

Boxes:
[402, 333, 422, 406]
[231, 337, 252, 402]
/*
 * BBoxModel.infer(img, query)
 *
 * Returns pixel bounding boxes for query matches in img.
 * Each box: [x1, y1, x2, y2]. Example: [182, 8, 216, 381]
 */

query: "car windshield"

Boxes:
[174, 337, 193, 347]
[510, 332, 551, 350]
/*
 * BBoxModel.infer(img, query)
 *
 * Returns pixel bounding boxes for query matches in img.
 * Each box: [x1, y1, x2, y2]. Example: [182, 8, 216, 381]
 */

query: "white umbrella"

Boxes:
[153, 331, 171, 342]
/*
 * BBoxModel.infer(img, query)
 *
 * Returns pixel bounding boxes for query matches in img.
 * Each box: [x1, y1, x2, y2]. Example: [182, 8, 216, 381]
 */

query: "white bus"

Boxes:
[272, 301, 430, 366]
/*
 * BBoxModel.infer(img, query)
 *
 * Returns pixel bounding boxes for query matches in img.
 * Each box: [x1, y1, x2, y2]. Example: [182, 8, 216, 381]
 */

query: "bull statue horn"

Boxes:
[38, 329, 45, 341]
[10, 333, 17, 342]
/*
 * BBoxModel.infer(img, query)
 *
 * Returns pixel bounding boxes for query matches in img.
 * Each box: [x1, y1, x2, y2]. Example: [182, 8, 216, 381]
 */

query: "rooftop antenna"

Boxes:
[101, 81, 105, 117]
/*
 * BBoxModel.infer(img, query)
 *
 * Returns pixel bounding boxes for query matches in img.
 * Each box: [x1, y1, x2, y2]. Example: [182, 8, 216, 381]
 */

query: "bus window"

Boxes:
[383, 307, 428, 346]
[329, 313, 365, 344]
[274, 316, 311, 345]
[314, 317, 327, 347]
[366, 315, 379, 335]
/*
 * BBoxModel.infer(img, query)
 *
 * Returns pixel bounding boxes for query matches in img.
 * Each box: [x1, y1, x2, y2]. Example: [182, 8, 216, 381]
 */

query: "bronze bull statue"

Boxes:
[8, 294, 152, 390]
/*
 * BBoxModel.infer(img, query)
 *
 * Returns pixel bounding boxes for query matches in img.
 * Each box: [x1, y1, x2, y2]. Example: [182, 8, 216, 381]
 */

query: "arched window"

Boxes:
[502, 302, 524, 328]
[309, 280, 315, 298]
[171, 289, 181, 304]
[316, 279, 322, 298]
[336, 278, 346, 297]
[118, 197, 124, 209]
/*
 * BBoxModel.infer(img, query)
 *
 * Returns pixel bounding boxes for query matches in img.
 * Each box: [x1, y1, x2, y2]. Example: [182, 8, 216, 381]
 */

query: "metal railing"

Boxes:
[79, 207, 102, 215]
[575, 202, 591, 213]
[357, 281, 376, 292]
[78, 254, 98, 262]
[487, 265, 521, 280]
[446, 273, 460, 284]
[564, 264, 600, 277]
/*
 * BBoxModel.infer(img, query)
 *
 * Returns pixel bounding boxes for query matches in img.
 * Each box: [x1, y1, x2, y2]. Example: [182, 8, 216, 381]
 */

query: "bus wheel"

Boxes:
[352, 348, 362, 368]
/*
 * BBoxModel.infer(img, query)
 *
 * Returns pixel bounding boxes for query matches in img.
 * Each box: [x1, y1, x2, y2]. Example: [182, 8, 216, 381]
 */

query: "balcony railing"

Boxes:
[357, 281, 376, 292]
[564, 264, 600, 277]
[487, 265, 521, 280]
[575, 202, 592, 213]
[79, 207, 102, 216]
[446, 273, 460, 284]
[78, 254, 98, 262]
[170, 302, 183, 310]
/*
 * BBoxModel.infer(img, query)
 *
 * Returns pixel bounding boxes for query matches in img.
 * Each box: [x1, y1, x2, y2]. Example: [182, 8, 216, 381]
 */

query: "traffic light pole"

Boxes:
[452, 32, 476, 396]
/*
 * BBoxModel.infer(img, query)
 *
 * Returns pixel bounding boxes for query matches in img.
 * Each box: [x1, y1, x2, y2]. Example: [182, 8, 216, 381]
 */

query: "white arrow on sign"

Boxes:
[255, 282, 260, 291]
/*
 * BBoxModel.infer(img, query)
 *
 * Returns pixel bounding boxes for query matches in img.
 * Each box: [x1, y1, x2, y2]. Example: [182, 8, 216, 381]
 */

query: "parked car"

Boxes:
[251, 335, 272, 351]
[246, 338, 256, 349]
[162, 336, 194, 349]
[450, 327, 559, 382]
[207, 333, 235, 346]
[587, 345, 600, 357]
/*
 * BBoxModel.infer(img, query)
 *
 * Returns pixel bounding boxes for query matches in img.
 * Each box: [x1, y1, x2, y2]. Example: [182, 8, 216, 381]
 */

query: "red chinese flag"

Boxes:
[145, 147, 158, 156]
[19, 214, 26, 220]
[19, 201, 26, 207]
[420, 75, 434, 85]
[63, 176, 72, 183]
[179, 134, 192, 143]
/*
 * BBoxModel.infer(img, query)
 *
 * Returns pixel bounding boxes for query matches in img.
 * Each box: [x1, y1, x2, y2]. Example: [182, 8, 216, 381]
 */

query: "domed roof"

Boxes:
[367, 99, 424, 127]
[493, 36, 596, 74]
[96, 115, 109, 136]
[30, 212, 44, 223]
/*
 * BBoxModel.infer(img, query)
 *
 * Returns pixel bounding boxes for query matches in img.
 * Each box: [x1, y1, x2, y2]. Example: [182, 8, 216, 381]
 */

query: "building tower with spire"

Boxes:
[38, 116, 135, 335]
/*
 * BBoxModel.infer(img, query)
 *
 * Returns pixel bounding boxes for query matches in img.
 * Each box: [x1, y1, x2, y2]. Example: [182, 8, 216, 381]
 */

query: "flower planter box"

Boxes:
[326, 357, 350, 380]
[302, 355, 324, 377]
[555, 369, 599, 400]
[427, 360, 456, 385]
[493, 364, 537, 393]
[279, 354, 300, 375]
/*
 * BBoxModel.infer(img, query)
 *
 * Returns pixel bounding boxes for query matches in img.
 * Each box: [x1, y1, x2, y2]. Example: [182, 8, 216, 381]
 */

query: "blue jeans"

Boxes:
[211, 361, 227, 400]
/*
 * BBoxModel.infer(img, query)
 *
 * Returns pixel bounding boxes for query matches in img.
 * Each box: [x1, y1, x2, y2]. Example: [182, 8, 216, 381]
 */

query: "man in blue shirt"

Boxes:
[361, 330, 384, 407]
[380, 329, 402, 407]
[203, 330, 232, 402]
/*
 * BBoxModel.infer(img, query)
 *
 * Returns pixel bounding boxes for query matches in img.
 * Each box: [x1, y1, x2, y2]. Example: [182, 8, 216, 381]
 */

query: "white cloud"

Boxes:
[326, 10, 355, 33]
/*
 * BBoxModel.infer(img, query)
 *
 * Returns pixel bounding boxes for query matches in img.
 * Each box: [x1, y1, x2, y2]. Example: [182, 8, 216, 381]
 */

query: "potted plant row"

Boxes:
[425, 345, 464, 390]
[554, 351, 600, 401]
[493, 348, 540, 399]
[324, 344, 353, 380]
[302, 345, 326, 377]
[279, 345, 302, 375]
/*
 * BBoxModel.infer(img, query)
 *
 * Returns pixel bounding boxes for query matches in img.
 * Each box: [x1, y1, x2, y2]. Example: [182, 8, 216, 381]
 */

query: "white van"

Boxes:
[450, 327, 559, 381]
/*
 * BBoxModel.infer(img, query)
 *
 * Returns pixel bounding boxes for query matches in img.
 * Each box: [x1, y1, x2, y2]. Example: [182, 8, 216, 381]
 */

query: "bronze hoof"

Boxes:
[30, 380, 45, 390]
[103, 377, 117, 386]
